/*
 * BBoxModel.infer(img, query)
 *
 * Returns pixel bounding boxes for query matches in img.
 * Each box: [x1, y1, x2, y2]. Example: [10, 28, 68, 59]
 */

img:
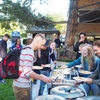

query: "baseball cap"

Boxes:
[44, 40, 49, 46]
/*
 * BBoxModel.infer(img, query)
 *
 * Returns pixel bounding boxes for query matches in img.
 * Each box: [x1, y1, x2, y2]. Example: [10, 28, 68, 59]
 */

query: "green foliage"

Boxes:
[0, 79, 15, 100]
[0, 0, 54, 36]
[23, 39, 27, 45]
[46, 13, 67, 33]
[0, 0, 36, 28]
[21, 33, 27, 38]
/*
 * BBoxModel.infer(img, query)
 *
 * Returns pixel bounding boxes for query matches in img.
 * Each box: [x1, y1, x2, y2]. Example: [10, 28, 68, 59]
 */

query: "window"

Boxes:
[45, 34, 52, 41]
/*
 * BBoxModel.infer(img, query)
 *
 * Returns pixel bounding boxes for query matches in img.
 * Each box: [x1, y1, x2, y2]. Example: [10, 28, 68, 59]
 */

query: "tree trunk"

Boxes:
[65, 0, 79, 48]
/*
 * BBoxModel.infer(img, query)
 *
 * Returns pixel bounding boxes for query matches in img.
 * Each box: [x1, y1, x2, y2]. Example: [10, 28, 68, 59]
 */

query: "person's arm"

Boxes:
[22, 50, 52, 83]
[59, 40, 63, 48]
[60, 57, 81, 69]
[30, 72, 52, 83]
[73, 41, 81, 52]
[12, 44, 15, 50]
[49, 47, 56, 62]
[1, 41, 7, 57]
[88, 61, 100, 86]
[67, 57, 81, 68]
[82, 61, 100, 85]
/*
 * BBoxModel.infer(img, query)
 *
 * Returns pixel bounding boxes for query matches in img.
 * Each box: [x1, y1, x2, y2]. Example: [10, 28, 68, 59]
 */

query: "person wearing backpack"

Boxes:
[0, 34, 10, 83]
[13, 34, 52, 100]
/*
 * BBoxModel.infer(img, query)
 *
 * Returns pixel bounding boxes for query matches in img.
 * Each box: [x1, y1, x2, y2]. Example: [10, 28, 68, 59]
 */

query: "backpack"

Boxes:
[1, 47, 31, 79]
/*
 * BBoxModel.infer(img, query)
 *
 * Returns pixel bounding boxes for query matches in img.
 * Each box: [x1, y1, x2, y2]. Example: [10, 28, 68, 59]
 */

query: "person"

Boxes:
[54, 35, 62, 48]
[54, 35, 62, 59]
[73, 32, 91, 59]
[26, 38, 33, 45]
[82, 40, 100, 96]
[39, 40, 56, 95]
[50, 41, 57, 60]
[78, 44, 86, 54]
[0, 34, 10, 83]
[13, 34, 52, 100]
[61, 44, 99, 77]
[11, 38, 22, 50]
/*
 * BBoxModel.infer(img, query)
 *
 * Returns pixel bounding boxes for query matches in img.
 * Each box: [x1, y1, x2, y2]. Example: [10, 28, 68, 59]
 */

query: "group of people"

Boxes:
[0, 32, 100, 99]
[61, 32, 100, 96]
[0, 33, 58, 100]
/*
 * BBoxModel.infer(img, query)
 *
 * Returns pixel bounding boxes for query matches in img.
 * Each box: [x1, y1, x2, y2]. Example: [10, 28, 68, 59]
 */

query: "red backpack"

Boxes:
[1, 47, 31, 79]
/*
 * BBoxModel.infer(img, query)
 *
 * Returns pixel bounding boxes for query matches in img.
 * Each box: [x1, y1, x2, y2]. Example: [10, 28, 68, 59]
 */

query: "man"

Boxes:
[0, 34, 10, 83]
[54, 35, 62, 59]
[13, 34, 52, 100]
[73, 32, 91, 59]
[54, 35, 62, 48]
[39, 40, 56, 95]
[82, 40, 100, 96]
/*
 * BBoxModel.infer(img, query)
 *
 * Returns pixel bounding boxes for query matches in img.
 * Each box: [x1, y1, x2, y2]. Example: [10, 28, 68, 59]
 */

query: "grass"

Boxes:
[0, 79, 15, 100]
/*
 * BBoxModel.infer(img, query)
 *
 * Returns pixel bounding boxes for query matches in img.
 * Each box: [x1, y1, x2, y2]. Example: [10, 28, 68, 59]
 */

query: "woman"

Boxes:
[73, 32, 91, 59]
[50, 41, 57, 61]
[12, 38, 22, 50]
[61, 44, 99, 77]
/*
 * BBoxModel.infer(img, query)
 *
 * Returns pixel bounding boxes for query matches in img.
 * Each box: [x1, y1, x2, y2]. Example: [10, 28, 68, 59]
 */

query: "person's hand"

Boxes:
[0, 58, 2, 62]
[71, 67, 75, 71]
[51, 66, 54, 71]
[75, 81, 82, 86]
[60, 66, 68, 69]
[54, 61, 56, 64]
[79, 38, 84, 43]
[41, 75, 52, 83]
[82, 78, 92, 84]
[41, 64, 45, 68]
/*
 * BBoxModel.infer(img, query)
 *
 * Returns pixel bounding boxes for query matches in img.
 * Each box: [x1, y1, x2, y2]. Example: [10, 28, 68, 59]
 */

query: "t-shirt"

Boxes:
[13, 46, 34, 88]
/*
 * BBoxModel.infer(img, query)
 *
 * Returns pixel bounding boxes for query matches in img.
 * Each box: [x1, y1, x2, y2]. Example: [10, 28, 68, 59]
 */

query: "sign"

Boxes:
[12, 31, 20, 46]
[12, 31, 20, 36]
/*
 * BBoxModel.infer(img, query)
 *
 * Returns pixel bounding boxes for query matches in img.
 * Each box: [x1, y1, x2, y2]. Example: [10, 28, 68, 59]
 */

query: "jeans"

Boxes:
[39, 69, 50, 95]
[0, 76, 3, 80]
[83, 83, 100, 96]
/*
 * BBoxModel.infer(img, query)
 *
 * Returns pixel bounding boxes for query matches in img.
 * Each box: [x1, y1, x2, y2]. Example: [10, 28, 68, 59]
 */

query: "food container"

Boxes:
[50, 85, 85, 100]
[34, 95, 65, 100]
[76, 96, 100, 100]
[48, 69, 76, 89]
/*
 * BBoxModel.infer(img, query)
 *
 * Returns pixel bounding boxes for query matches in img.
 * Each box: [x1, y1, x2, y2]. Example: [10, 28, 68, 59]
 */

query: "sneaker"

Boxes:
[0, 79, 6, 84]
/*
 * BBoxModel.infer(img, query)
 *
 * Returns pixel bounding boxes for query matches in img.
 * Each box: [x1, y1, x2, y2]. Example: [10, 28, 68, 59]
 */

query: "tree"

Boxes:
[46, 13, 67, 33]
[0, 0, 51, 35]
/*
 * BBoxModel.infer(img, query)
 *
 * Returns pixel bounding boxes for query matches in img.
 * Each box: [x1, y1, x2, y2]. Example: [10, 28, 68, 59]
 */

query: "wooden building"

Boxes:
[77, 0, 100, 42]
[65, 0, 100, 46]
[26, 26, 60, 41]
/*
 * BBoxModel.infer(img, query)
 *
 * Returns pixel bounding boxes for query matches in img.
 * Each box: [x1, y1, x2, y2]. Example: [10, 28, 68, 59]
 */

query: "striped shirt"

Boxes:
[13, 46, 34, 88]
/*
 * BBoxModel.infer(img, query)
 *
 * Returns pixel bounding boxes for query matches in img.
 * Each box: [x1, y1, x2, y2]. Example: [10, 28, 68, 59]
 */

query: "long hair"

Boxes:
[15, 38, 20, 45]
[81, 44, 94, 71]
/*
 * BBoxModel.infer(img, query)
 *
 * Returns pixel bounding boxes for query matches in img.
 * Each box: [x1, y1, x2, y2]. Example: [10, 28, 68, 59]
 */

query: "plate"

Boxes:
[32, 66, 43, 70]
[73, 77, 87, 82]
[44, 64, 51, 67]
[75, 65, 82, 68]
[79, 70, 92, 74]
